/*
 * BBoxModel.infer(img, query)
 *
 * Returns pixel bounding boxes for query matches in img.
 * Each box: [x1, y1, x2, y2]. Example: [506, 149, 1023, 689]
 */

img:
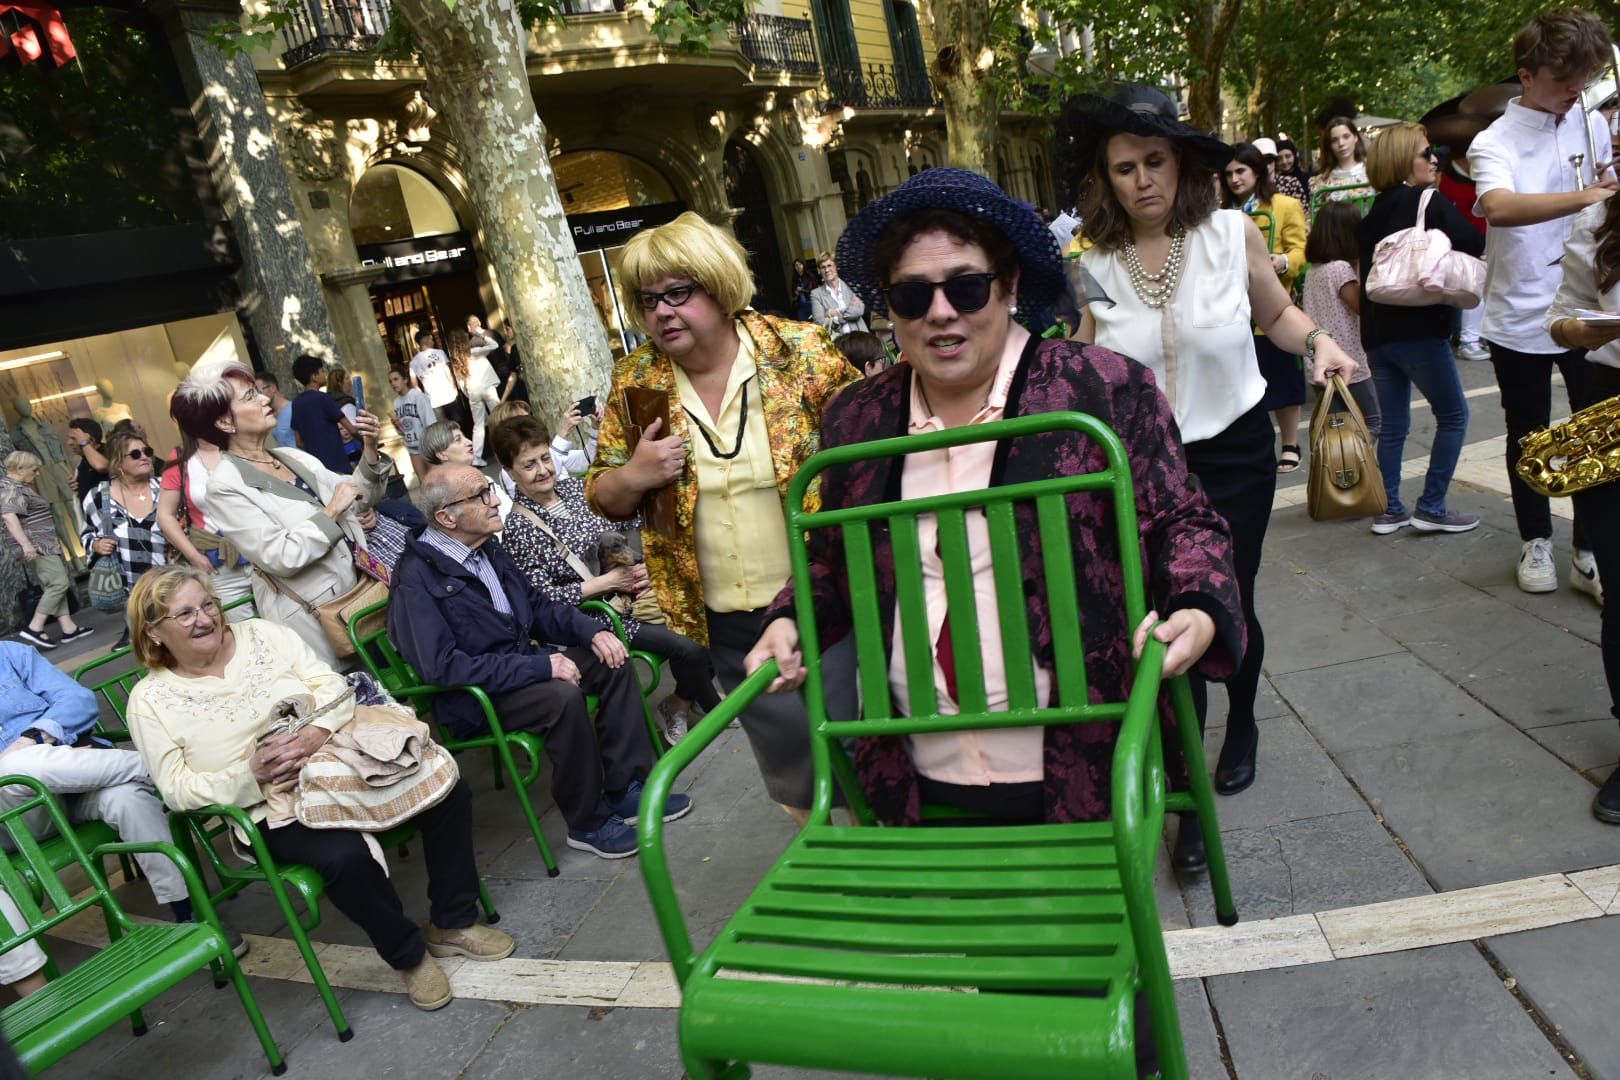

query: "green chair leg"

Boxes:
[490, 746, 505, 790]
[260, 870, 353, 1041]
[1170, 677, 1238, 926]
[476, 874, 500, 923]
[221, 953, 289, 1075]
[491, 738, 559, 878]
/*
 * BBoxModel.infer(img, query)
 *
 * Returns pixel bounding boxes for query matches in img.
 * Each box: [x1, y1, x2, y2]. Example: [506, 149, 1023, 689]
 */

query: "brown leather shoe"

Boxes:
[424, 923, 516, 962]
[401, 954, 452, 1011]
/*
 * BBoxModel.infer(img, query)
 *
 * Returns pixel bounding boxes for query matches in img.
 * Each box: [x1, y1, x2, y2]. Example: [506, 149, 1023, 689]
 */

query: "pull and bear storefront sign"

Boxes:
[355, 203, 688, 283]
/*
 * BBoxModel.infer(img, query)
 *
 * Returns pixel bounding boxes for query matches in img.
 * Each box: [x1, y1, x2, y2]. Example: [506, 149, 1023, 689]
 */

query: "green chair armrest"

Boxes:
[637, 660, 777, 987]
[87, 840, 219, 934]
[579, 599, 666, 697]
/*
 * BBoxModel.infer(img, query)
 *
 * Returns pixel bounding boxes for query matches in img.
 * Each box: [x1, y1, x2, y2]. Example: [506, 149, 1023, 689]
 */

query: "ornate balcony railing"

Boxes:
[734, 14, 819, 76]
[280, 0, 391, 67]
[823, 61, 934, 111]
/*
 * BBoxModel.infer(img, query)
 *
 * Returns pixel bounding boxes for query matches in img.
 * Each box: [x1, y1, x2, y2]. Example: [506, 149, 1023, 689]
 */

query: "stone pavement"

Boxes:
[30, 357, 1620, 1079]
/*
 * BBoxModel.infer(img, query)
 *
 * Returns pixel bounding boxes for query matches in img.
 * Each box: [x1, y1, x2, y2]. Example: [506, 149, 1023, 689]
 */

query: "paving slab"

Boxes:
[1209, 943, 1573, 1080]
[464, 1002, 685, 1079]
[482, 875, 617, 959]
[1273, 651, 1503, 755]
[1254, 573, 1405, 677]
[1527, 718, 1620, 774]
[269, 993, 516, 1080]
[1196, 715, 1365, 833]
[1335, 725, 1620, 890]
[1176, 979, 1231, 1080]
[1184, 810, 1430, 928]
[1289, 545, 1476, 624]
[1488, 917, 1620, 1080]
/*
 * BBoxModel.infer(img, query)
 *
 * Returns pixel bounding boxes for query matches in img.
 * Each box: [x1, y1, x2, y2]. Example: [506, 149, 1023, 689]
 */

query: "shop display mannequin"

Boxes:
[92, 378, 135, 429]
[8, 397, 84, 566]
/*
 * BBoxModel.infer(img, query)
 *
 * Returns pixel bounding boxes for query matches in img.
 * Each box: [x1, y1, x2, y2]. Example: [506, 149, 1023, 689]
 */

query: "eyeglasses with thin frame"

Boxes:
[636, 282, 704, 312]
[153, 597, 221, 629]
[443, 481, 500, 510]
[883, 272, 1001, 320]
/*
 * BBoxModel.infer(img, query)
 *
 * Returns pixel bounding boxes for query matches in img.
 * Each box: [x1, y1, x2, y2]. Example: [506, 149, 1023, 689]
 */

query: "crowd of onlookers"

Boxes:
[2, 5, 1618, 1031]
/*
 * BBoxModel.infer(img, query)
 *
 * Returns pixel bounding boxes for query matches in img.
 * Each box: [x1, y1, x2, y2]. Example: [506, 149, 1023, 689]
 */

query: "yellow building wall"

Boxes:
[849, 0, 897, 70]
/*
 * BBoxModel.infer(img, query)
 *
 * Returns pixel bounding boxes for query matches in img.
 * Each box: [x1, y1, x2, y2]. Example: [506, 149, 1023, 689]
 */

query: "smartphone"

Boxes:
[351, 375, 365, 413]
[575, 394, 597, 416]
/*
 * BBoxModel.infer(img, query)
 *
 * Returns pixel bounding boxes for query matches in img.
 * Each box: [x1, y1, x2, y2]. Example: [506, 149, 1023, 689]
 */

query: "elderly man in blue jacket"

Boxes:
[0, 641, 231, 941]
[388, 463, 690, 859]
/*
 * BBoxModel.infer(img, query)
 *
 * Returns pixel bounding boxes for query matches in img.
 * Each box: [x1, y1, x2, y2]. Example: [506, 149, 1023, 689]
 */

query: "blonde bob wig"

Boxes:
[617, 211, 756, 333]
[129, 563, 220, 670]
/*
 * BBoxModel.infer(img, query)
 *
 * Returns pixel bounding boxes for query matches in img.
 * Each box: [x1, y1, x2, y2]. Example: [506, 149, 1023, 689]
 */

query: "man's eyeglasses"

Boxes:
[154, 598, 221, 629]
[637, 283, 704, 312]
[444, 481, 500, 510]
[883, 272, 1001, 320]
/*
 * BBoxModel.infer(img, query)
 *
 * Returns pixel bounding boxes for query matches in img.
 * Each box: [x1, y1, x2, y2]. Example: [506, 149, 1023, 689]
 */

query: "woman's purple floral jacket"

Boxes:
[764, 336, 1246, 825]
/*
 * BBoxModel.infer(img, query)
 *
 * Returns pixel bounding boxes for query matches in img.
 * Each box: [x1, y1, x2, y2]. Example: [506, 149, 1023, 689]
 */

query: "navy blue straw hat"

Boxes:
[836, 167, 1065, 319]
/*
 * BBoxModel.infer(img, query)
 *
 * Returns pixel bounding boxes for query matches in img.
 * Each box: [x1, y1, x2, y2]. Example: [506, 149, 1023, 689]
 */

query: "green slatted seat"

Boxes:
[638, 412, 1239, 1080]
[0, 776, 284, 1076]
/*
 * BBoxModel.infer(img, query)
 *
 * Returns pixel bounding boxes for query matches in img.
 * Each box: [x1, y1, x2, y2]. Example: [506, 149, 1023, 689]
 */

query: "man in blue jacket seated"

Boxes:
[388, 463, 690, 859]
[0, 641, 244, 951]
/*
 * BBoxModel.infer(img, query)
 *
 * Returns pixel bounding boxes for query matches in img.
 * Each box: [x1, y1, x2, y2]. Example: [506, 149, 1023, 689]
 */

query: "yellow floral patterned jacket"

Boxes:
[584, 310, 860, 645]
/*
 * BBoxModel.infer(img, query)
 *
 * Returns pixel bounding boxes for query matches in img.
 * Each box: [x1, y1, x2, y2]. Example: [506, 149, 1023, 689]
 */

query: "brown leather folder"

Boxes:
[623, 386, 680, 536]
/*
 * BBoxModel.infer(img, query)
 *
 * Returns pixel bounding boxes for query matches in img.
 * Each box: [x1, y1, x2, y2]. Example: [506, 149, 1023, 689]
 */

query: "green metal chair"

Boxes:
[168, 803, 501, 1042]
[1247, 207, 1276, 251]
[638, 413, 1238, 1080]
[0, 776, 285, 1076]
[1309, 181, 1376, 217]
[347, 599, 560, 877]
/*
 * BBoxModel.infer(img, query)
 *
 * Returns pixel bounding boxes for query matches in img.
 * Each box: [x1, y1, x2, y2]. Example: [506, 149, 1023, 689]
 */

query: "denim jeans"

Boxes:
[1368, 337, 1470, 516]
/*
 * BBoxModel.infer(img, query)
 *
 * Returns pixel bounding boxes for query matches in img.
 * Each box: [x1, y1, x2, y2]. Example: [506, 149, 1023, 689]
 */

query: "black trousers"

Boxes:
[629, 623, 723, 711]
[261, 779, 480, 970]
[1487, 342, 1598, 547]
[489, 646, 655, 832]
[1182, 404, 1276, 739]
[1571, 363, 1620, 721]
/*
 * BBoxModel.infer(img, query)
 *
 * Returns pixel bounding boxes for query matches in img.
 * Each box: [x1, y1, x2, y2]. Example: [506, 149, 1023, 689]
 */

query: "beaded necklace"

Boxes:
[1120, 226, 1188, 309]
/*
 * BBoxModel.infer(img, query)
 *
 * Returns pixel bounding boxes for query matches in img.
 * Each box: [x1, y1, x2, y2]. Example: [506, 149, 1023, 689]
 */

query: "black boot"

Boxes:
[1595, 767, 1620, 824]
[1172, 811, 1206, 874]
[1214, 723, 1258, 796]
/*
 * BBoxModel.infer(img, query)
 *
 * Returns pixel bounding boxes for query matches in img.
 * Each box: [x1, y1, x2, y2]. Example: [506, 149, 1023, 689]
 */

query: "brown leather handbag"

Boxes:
[1306, 375, 1388, 521]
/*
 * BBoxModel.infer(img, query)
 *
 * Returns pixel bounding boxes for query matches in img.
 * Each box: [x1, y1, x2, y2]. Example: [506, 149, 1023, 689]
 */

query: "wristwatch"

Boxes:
[1304, 328, 1332, 358]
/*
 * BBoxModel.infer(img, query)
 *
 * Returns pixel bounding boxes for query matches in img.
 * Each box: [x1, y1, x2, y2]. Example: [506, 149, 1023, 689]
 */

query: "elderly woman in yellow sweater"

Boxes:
[123, 564, 513, 1012]
[1223, 140, 1310, 472]
[585, 211, 859, 823]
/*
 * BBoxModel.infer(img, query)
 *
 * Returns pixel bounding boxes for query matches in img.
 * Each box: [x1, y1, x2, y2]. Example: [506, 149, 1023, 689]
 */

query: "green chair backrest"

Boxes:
[0, 777, 124, 957]
[1309, 181, 1375, 217]
[786, 412, 1153, 819]
[72, 656, 144, 743]
[347, 599, 423, 696]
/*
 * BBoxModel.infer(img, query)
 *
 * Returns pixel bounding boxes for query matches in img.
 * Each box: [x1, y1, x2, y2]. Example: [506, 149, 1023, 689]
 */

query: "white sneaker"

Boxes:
[1456, 341, 1491, 362]
[1571, 549, 1604, 607]
[1518, 538, 1558, 593]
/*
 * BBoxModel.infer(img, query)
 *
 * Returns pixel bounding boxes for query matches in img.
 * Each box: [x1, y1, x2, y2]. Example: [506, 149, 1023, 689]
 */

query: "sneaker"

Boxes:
[1518, 538, 1558, 593]
[606, 779, 692, 826]
[1456, 341, 1491, 362]
[1571, 549, 1604, 607]
[57, 626, 95, 644]
[187, 918, 249, 958]
[16, 627, 56, 650]
[424, 923, 516, 962]
[1411, 509, 1480, 533]
[113, 628, 131, 652]
[1370, 511, 1412, 535]
[657, 699, 690, 744]
[1595, 767, 1620, 825]
[566, 815, 640, 859]
[401, 953, 453, 1010]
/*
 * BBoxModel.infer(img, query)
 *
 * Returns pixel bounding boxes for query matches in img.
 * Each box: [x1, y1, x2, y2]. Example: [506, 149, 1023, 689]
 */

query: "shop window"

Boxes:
[552, 150, 677, 215]
[350, 164, 460, 247]
[809, 0, 863, 103]
[885, 0, 930, 104]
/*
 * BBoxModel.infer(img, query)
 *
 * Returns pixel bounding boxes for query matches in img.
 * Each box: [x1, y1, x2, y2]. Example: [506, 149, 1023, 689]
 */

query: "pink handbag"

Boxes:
[1364, 187, 1485, 309]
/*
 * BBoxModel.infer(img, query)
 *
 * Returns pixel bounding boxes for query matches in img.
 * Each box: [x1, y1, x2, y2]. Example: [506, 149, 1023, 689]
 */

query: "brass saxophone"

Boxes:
[1517, 393, 1620, 496]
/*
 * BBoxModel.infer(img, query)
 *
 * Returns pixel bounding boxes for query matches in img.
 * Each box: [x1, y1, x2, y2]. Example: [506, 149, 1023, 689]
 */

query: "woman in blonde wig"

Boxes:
[585, 211, 859, 821]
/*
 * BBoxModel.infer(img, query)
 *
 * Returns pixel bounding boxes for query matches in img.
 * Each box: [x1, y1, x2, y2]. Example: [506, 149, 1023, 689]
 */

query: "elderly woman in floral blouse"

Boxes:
[585, 211, 860, 822]
[493, 415, 719, 744]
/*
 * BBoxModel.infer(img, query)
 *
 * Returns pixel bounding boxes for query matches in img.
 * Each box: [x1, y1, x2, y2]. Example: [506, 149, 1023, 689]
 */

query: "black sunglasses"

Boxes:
[883, 272, 1000, 320]
[1419, 145, 1438, 159]
[125, 447, 152, 460]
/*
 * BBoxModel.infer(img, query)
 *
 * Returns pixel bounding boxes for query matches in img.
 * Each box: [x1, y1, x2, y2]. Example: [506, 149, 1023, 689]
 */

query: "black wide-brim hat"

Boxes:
[836, 167, 1065, 320]
[1053, 84, 1233, 203]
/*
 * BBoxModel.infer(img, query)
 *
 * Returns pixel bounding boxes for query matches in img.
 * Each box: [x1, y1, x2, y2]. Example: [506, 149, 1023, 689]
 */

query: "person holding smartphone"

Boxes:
[551, 395, 600, 479]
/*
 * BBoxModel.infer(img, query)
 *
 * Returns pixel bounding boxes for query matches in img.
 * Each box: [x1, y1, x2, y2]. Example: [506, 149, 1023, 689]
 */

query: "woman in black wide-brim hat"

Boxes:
[1057, 85, 1359, 869]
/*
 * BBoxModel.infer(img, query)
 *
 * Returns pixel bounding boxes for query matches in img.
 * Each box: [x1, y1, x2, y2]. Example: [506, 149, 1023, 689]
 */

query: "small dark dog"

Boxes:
[597, 529, 662, 623]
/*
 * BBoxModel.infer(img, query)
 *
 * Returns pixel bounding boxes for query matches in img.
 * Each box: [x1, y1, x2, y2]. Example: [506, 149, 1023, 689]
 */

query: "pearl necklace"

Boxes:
[1121, 226, 1187, 309]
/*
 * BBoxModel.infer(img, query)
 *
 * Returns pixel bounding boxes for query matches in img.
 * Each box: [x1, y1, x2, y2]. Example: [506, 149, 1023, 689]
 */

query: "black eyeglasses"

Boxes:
[443, 481, 499, 510]
[637, 282, 704, 312]
[883, 272, 1001, 320]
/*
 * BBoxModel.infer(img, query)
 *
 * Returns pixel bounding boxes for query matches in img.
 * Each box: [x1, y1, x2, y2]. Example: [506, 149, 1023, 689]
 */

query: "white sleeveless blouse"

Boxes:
[1081, 209, 1266, 443]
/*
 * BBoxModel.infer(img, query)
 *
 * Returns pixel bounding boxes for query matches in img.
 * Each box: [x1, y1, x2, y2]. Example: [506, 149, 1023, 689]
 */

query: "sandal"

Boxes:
[1277, 445, 1302, 474]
